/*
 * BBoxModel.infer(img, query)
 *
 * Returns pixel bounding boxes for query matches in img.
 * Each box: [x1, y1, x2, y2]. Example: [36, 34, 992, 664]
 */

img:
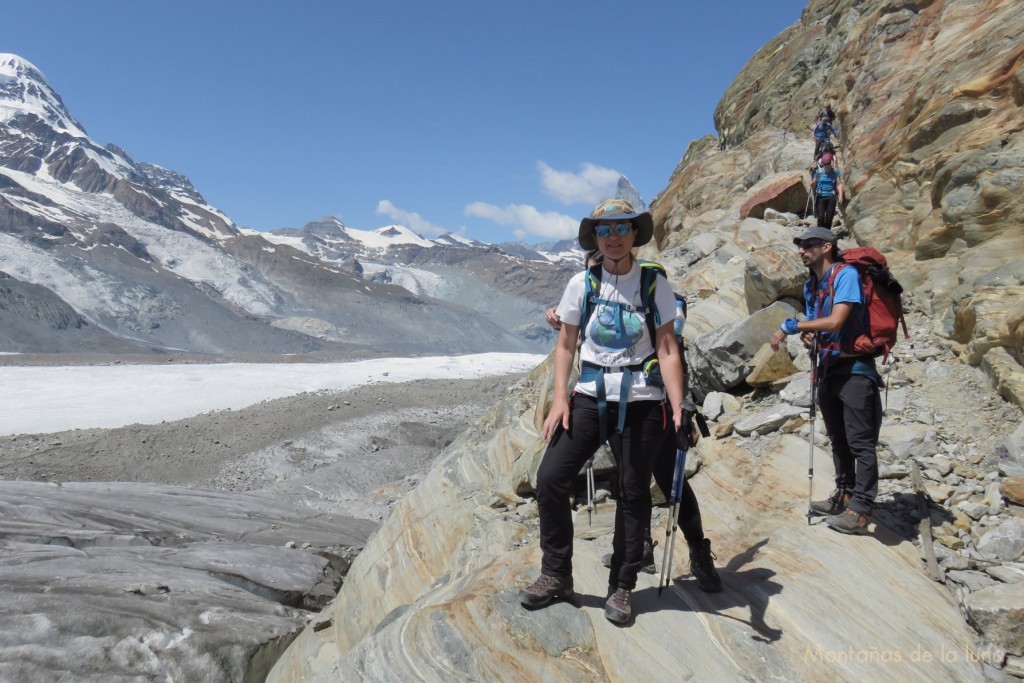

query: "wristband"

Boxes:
[780, 318, 800, 335]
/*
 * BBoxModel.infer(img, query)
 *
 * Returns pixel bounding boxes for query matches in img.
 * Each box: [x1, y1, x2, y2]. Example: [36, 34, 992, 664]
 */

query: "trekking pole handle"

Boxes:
[677, 401, 697, 450]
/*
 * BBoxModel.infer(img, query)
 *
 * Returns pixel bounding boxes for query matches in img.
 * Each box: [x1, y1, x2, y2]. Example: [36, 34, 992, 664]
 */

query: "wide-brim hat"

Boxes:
[578, 198, 654, 251]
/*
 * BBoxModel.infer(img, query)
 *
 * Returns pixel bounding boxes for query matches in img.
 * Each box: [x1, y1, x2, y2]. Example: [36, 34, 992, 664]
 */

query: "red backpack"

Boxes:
[821, 246, 909, 362]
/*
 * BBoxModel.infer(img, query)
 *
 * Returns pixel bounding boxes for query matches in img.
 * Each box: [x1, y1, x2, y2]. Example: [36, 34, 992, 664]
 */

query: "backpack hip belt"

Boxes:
[580, 355, 657, 443]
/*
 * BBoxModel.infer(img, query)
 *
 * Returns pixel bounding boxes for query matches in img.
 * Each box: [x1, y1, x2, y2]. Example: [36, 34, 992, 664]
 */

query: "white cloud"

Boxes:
[465, 202, 577, 241]
[376, 200, 445, 237]
[537, 161, 621, 206]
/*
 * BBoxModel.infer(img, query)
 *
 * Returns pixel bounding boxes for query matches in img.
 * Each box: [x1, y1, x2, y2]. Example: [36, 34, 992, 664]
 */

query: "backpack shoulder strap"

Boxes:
[637, 260, 666, 343]
[815, 263, 846, 319]
[579, 265, 603, 345]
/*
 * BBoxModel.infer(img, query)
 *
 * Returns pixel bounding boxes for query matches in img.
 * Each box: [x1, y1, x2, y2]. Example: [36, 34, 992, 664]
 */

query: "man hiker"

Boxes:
[811, 153, 843, 230]
[521, 198, 684, 625]
[769, 227, 882, 535]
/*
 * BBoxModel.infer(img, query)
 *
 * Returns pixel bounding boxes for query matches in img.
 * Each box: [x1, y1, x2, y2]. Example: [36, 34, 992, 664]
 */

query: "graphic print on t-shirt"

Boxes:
[588, 301, 643, 352]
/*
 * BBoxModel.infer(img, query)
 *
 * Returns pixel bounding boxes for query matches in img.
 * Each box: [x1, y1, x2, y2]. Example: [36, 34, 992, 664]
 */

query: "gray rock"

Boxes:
[986, 565, 1024, 584]
[1007, 421, 1024, 460]
[703, 392, 725, 421]
[880, 463, 911, 479]
[986, 482, 1006, 516]
[947, 569, 1001, 592]
[780, 374, 813, 408]
[733, 404, 805, 437]
[689, 301, 798, 395]
[882, 387, 909, 417]
[977, 517, 1024, 562]
[964, 582, 1024, 656]
[924, 361, 953, 380]
[959, 501, 990, 521]
[879, 424, 938, 460]
[940, 554, 972, 571]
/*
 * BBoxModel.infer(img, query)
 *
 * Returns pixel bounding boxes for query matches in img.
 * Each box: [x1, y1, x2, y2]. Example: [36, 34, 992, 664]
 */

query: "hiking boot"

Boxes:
[604, 587, 632, 624]
[826, 508, 872, 535]
[809, 489, 851, 517]
[688, 539, 722, 593]
[519, 574, 573, 608]
[600, 539, 657, 574]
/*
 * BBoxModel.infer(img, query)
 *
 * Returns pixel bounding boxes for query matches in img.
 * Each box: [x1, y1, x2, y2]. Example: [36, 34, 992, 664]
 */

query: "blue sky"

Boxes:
[1, 1, 806, 244]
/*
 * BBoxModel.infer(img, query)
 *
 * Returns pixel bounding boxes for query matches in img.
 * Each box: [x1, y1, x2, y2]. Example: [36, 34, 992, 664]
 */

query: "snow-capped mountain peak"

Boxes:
[350, 224, 434, 249]
[0, 54, 87, 137]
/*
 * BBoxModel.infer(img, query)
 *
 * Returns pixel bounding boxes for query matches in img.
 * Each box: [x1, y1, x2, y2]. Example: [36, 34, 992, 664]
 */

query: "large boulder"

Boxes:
[689, 301, 798, 397]
[965, 582, 1024, 656]
[744, 243, 806, 312]
[738, 172, 809, 219]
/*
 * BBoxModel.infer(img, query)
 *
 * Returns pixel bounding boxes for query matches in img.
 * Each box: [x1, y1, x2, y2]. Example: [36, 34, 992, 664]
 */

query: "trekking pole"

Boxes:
[806, 337, 819, 525]
[659, 408, 694, 597]
[586, 456, 596, 526]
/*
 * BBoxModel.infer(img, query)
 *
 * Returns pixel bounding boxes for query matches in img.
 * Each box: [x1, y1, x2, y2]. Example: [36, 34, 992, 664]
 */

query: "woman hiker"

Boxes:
[519, 198, 684, 624]
[545, 252, 722, 594]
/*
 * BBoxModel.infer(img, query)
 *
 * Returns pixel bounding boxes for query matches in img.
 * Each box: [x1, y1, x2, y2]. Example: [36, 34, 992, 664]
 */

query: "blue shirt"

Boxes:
[813, 168, 841, 197]
[814, 121, 838, 141]
[804, 264, 880, 382]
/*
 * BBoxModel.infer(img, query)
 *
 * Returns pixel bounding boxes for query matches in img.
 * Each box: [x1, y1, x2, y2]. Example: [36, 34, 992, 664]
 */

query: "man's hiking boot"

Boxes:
[600, 538, 657, 574]
[826, 508, 872, 535]
[519, 574, 573, 608]
[688, 539, 722, 593]
[604, 587, 632, 624]
[809, 489, 852, 517]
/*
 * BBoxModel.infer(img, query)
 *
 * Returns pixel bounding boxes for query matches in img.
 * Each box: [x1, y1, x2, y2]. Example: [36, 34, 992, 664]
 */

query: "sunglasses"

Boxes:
[798, 239, 827, 250]
[595, 222, 633, 238]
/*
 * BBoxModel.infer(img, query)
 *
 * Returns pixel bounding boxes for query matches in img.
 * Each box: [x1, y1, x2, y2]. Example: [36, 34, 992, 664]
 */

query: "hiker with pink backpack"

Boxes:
[770, 227, 908, 535]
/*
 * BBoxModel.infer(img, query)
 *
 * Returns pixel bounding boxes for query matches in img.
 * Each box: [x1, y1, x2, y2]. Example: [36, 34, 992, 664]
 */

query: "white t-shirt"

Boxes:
[556, 262, 677, 402]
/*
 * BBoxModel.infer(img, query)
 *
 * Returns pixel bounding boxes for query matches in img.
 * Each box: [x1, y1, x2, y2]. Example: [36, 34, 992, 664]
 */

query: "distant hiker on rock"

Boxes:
[521, 198, 684, 625]
[718, 132, 728, 151]
[809, 139, 837, 177]
[813, 115, 839, 160]
[769, 227, 882, 535]
[811, 153, 843, 230]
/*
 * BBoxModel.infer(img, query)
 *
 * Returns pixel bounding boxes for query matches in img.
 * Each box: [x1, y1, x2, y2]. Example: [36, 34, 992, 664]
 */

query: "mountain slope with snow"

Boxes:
[0, 53, 563, 355]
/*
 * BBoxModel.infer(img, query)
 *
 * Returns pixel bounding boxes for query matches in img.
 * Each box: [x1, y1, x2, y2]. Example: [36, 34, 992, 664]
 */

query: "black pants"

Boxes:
[651, 426, 705, 547]
[817, 373, 881, 515]
[536, 394, 666, 590]
[815, 195, 837, 229]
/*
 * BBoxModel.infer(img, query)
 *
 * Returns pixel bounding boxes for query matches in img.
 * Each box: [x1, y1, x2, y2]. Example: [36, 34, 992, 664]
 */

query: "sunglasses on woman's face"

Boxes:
[595, 222, 633, 238]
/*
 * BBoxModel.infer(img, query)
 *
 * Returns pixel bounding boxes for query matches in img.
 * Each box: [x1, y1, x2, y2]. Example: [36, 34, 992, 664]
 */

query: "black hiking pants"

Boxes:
[817, 373, 882, 515]
[815, 195, 838, 229]
[536, 394, 666, 590]
[651, 426, 705, 547]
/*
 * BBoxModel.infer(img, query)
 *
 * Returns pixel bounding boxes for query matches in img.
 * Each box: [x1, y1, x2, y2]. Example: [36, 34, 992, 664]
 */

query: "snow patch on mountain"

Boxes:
[0, 167, 279, 316]
[361, 262, 447, 298]
[347, 224, 434, 250]
[0, 232, 146, 329]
